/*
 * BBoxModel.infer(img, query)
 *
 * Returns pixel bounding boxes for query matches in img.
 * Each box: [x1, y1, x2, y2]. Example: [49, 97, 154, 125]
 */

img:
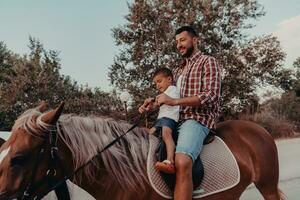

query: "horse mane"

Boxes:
[12, 108, 150, 192]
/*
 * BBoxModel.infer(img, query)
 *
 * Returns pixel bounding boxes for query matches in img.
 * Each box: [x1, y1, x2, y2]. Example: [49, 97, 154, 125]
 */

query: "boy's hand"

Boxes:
[138, 98, 155, 113]
[138, 104, 147, 114]
[156, 94, 176, 106]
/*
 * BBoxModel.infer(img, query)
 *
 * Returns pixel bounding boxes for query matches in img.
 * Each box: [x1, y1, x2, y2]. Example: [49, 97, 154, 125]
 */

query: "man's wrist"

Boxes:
[173, 99, 180, 106]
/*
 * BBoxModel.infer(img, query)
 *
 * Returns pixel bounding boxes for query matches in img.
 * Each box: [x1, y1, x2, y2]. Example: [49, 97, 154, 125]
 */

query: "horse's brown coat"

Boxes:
[0, 103, 286, 200]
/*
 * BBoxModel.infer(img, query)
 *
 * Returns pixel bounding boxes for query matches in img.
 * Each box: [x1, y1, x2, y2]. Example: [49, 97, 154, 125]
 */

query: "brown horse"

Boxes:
[0, 102, 286, 200]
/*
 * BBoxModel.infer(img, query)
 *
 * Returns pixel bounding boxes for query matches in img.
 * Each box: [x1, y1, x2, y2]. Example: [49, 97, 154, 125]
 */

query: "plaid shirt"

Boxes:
[173, 51, 221, 129]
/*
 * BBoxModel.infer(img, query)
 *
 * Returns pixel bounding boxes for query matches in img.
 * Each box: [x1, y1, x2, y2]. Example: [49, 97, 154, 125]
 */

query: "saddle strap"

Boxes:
[54, 181, 71, 200]
[204, 129, 216, 145]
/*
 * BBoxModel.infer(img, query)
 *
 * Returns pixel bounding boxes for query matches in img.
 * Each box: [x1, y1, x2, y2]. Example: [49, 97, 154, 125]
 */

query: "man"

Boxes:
[139, 26, 221, 199]
[156, 26, 221, 199]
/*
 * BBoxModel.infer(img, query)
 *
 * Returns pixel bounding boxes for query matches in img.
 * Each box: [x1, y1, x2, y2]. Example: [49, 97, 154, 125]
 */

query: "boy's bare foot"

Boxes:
[155, 160, 175, 174]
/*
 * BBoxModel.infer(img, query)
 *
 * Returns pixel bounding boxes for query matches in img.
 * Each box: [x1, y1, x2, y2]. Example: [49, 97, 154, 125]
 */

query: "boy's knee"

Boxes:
[162, 126, 172, 133]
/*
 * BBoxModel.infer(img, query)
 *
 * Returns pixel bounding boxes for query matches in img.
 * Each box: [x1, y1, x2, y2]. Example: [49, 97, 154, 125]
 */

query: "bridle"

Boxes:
[20, 123, 70, 200]
[16, 113, 147, 200]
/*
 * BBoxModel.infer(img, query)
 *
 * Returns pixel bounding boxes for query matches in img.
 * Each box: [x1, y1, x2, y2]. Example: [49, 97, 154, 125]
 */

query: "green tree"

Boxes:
[292, 57, 300, 96]
[0, 42, 17, 129]
[0, 39, 122, 130]
[109, 0, 286, 114]
[0, 42, 16, 85]
[255, 57, 300, 135]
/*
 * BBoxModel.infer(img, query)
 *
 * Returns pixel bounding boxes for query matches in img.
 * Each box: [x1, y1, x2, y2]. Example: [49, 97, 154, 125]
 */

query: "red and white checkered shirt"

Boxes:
[173, 51, 221, 129]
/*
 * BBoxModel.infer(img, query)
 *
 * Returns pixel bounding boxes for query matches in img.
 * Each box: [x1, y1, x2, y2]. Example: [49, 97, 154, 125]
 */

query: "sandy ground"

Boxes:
[1, 132, 299, 199]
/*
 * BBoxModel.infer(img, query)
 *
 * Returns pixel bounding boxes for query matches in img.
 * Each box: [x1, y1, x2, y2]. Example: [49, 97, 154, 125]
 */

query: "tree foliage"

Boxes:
[109, 0, 287, 114]
[251, 57, 300, 136]
[292, 57, 300, 95]
[0, 39, 123, 130]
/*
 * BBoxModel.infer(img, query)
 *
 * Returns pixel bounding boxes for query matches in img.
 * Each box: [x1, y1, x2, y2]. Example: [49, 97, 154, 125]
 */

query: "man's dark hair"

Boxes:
[153, 67, 173, 80]
[175, 26, 198, 37]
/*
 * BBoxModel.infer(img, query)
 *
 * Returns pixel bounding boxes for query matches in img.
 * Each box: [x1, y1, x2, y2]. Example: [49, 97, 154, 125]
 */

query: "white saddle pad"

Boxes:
[147, 135, 240, 199]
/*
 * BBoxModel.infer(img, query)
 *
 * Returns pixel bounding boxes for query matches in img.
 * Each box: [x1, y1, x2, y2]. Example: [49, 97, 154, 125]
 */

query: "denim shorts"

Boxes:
[175, 119, 209, 163]
[154, 117, 177, 132]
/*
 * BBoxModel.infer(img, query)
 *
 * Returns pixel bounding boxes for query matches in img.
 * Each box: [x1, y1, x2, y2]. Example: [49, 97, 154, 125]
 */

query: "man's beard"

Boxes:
[182, 45, 194, 58]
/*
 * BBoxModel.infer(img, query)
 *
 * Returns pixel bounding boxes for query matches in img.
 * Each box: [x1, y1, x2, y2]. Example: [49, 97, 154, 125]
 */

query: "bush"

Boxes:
[239, 111, 296, 138]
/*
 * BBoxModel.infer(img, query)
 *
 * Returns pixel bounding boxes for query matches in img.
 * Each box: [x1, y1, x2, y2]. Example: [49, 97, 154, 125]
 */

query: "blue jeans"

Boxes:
[175, 119, 209, 162]
[154, 117, 177, 133]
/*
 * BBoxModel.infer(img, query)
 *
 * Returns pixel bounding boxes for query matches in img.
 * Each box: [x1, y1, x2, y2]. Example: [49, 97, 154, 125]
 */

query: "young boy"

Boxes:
[139, 68, 180, 174]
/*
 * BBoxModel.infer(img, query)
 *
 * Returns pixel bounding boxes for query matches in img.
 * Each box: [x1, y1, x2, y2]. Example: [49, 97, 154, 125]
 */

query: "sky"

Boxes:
[0, 0, 299, 92]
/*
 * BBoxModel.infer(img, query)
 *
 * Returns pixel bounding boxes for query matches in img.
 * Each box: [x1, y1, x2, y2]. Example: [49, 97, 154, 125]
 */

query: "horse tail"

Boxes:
[278, 188, 287, 200]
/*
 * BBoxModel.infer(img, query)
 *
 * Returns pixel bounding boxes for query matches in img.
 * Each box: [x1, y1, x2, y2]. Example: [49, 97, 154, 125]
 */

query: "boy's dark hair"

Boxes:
[175, 26, 198, 37]
[153, 67, 173, 80]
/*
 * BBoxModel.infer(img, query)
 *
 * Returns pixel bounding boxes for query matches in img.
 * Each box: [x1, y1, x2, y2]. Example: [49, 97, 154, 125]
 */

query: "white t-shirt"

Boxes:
[176, 75, 183, 90]
[157, 85, 180, 122]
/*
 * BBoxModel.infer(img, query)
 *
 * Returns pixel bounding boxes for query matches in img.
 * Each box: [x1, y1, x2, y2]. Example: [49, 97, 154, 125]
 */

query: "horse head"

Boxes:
[0, 102, 72, 200]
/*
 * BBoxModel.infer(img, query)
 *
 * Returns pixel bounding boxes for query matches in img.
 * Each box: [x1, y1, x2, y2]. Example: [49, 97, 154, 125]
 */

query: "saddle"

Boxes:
[149, 129, 240, 199]
[155, 129, 215, 190]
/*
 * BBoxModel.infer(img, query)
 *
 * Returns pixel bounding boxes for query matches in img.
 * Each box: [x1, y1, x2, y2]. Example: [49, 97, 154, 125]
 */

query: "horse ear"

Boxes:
[41, 102, 65, 125]
[37, 101, 49, 112]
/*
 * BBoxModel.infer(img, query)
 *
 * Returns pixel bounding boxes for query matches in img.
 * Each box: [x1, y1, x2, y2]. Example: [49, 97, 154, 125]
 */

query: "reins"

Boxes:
[34, 112, 149, 200]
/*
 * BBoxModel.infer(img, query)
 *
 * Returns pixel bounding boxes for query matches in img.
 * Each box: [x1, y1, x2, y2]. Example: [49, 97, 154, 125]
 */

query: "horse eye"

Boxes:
[11, 155, 27, 166]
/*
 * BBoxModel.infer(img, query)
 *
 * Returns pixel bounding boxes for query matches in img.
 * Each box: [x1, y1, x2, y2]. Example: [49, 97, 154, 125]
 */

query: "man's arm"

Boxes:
[156, 94, 200, 107]
[174, 96, 201, 106]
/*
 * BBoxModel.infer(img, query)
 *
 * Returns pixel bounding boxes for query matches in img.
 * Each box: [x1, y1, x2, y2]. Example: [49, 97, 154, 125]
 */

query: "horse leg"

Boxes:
[255, 179, 287, 200]
[252, 138, 285, 200]
[254, 182, 285, 200]
[253, 159, 282, 200]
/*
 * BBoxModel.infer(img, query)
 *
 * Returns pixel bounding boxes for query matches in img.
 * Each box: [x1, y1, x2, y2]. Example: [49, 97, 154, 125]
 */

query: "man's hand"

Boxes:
[138, 98, 155, 113]
[156, 94, 177, 106]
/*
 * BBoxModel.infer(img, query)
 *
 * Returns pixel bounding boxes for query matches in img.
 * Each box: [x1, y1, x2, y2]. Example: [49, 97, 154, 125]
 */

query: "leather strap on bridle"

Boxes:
[21, 127, 70, 200]
[48, 128, 70, 200]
